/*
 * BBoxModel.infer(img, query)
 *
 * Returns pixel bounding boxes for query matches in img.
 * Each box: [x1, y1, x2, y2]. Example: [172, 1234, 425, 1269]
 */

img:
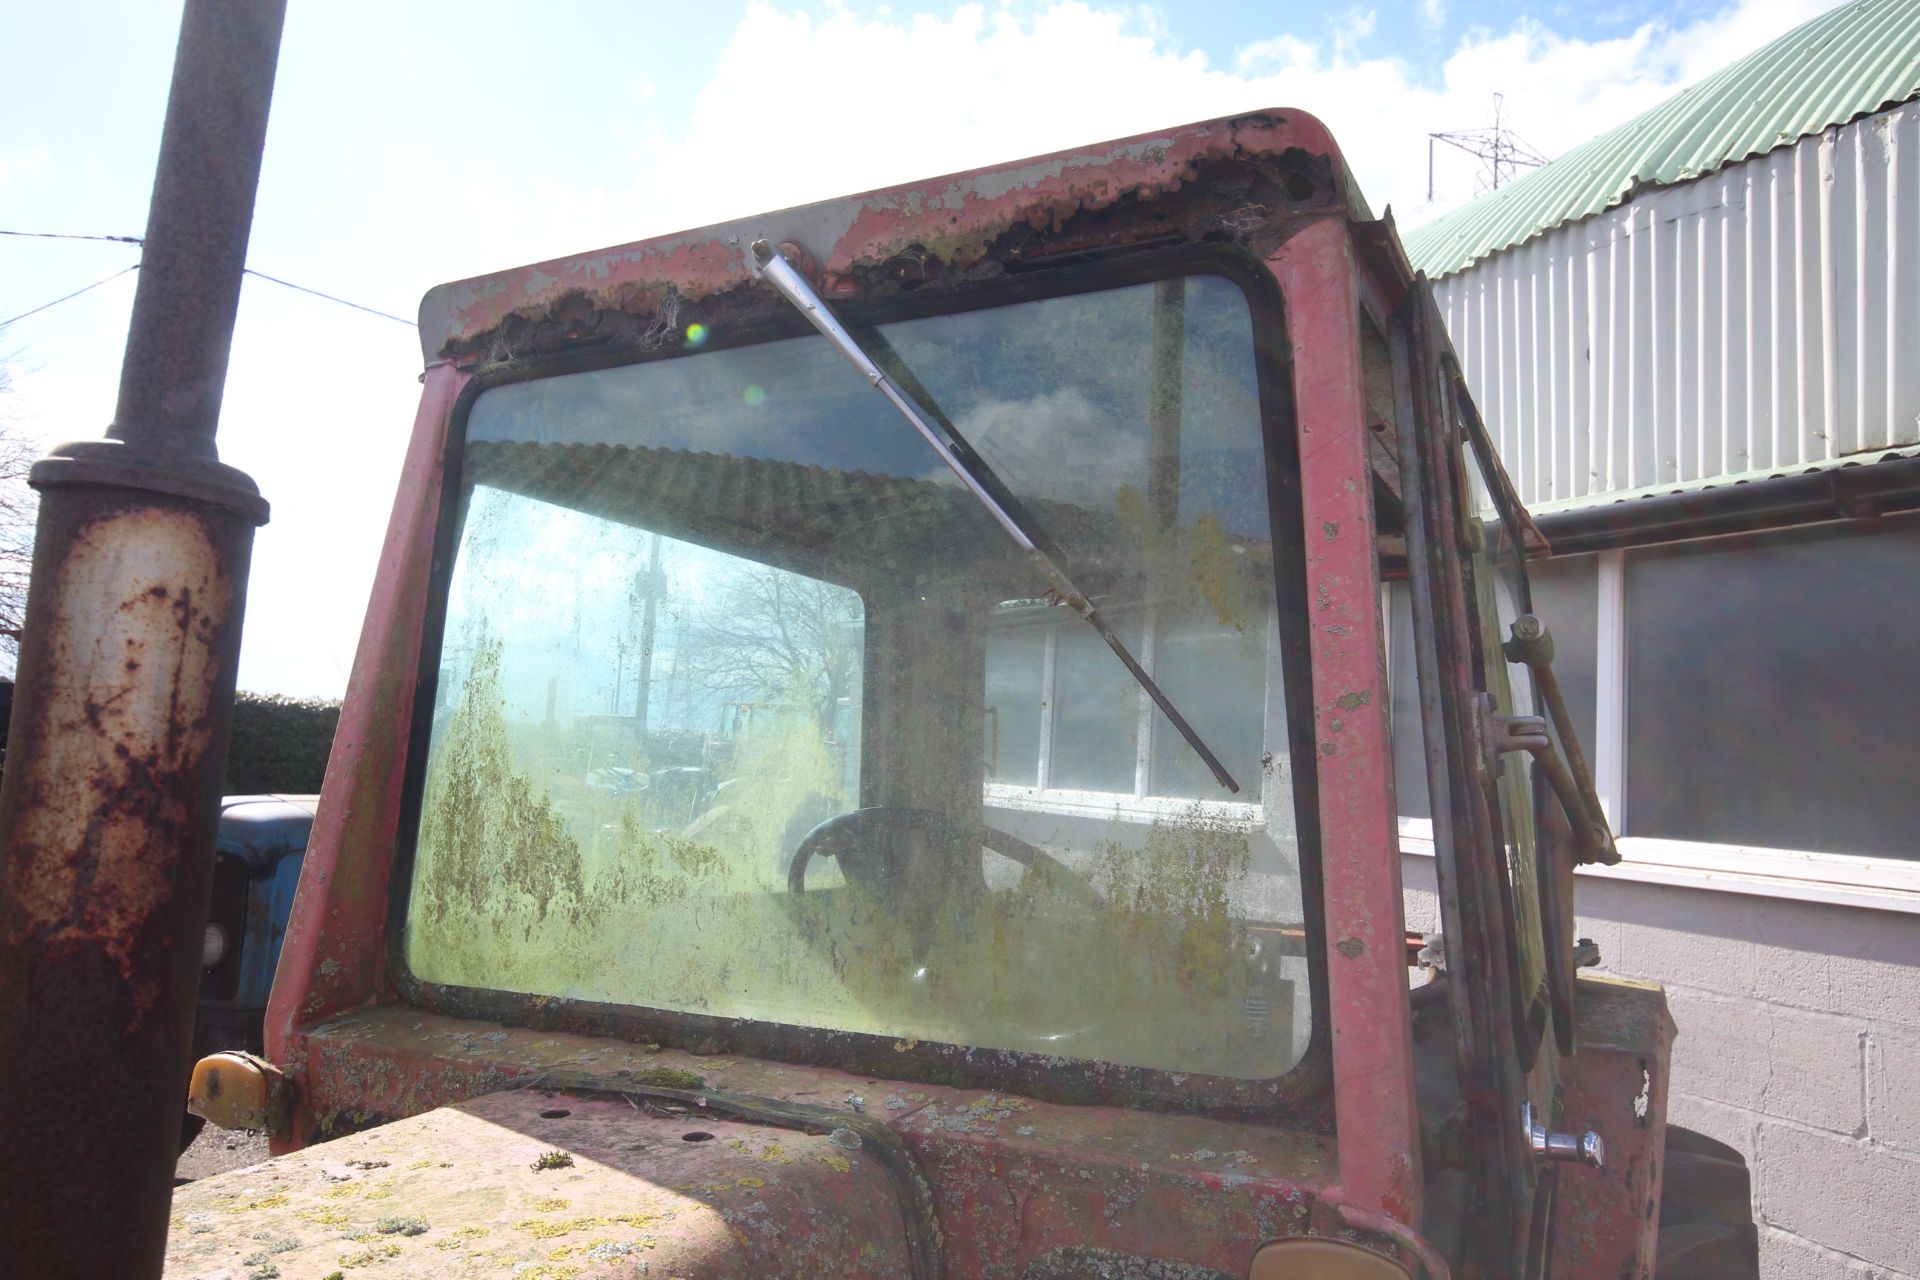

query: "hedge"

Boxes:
[224, 692, 341, 795]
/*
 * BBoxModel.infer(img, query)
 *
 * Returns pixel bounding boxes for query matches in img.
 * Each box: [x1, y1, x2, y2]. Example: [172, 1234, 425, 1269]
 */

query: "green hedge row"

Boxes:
[224, 692, 341, 796]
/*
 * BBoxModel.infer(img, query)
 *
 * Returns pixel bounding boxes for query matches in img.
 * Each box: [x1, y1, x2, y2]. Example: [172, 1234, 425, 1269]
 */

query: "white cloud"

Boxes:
[14, 0, 1849, 698]
[1420, 0, 1447, 31]
[0, 146, 51, 184]
[601, 0, 1845, 237]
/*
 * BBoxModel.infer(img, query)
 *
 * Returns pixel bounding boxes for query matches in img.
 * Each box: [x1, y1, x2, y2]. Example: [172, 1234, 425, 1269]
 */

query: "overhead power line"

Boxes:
[240, 268, 410, 325]
[0, 229, 144, 245]
[2, 228, 412, 328]
[1, 264, 143, 329]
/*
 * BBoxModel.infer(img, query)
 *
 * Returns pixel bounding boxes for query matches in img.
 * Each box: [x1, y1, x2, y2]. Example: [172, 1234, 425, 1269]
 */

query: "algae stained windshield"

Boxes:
[405, 272, 1314, 1080]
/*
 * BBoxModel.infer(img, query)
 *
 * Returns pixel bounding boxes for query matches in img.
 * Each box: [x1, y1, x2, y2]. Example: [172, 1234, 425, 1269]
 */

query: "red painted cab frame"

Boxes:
[264, 109, 1525, 1276]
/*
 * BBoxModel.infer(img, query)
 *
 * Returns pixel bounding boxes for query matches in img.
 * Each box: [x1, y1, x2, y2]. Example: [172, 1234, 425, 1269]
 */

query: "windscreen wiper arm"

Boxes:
[751, 239, 1239, 794]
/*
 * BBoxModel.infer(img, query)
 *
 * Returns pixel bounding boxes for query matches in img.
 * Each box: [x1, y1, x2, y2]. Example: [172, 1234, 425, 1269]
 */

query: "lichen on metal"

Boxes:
[1404, 0, 1920, 278]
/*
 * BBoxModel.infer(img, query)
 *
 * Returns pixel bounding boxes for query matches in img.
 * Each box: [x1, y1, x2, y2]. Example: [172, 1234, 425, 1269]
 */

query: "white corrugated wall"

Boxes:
[1429, 98, 1920, 510]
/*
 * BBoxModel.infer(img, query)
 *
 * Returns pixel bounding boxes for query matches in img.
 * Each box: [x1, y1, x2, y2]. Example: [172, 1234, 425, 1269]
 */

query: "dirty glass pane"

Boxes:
[1389, 583, 1431, 821]
[407, 272, 1310, 1080]
[983, 623, 1045, 785]
[1150, 612, 1268, 799]
[1625, 515, 1920, 858]
[1463, 443, 1543, 1002]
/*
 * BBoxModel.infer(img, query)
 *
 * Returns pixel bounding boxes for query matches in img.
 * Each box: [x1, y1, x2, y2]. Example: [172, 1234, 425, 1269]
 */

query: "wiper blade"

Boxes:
[751, 240, 1240, 794]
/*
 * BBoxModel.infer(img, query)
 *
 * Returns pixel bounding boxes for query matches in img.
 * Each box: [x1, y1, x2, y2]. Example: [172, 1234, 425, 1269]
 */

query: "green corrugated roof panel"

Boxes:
[1403, 0, 1920, 279]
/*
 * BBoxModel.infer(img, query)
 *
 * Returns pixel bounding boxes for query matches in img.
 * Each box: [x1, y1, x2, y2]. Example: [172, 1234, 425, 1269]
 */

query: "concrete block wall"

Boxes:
[1402, 855, 1920, 1278]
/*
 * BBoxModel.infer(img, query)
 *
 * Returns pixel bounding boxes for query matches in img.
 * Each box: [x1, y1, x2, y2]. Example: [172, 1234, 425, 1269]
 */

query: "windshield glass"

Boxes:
[404, 272, 1313, 1080]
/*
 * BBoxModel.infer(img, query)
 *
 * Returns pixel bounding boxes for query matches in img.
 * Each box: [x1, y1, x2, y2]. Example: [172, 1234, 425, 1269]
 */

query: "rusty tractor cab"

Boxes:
[173, 112, 1753, 1279]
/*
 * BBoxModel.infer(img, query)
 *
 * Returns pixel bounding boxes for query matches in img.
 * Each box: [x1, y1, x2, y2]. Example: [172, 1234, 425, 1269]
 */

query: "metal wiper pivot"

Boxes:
[750, 239, 1239, 794]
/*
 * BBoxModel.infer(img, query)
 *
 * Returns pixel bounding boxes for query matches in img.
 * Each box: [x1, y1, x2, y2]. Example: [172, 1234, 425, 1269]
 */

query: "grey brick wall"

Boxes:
[1402, 855, 1920, 1278]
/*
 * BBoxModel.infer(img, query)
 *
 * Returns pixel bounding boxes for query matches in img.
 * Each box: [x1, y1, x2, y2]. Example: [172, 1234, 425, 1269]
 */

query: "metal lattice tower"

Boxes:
[1428, 94, 1549, 201]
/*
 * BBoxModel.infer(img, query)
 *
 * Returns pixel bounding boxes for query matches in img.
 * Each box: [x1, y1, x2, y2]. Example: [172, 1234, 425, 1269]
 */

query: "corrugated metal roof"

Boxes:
[1403, 0, 1920, 279]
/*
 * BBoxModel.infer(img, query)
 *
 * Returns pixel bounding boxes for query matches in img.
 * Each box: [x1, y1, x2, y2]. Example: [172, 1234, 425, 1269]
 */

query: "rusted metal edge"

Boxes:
[1533, 452, 1920, 554]
[417, 110, 1365, 363]
[531, 1070, 945, 1280]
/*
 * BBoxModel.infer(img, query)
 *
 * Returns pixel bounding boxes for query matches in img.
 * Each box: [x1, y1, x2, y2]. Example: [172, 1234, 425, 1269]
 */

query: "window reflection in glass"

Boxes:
[1049, 614, 1145, 794]
[983, 623, 1046, 786]
[1626, 515, 1920, 858]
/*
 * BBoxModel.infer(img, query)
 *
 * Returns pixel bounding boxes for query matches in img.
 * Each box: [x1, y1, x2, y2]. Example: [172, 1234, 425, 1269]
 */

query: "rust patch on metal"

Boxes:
[425, 115, 1350, 369]
[268, 1007, 1367, 1278]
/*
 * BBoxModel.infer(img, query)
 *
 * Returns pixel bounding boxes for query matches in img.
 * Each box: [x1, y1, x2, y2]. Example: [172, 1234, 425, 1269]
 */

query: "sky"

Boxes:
[1, 0, 1846, 697]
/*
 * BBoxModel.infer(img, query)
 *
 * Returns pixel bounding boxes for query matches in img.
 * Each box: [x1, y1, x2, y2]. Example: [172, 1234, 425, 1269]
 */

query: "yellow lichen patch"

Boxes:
[513, 1267, 580, 1280]
[319, 1183, 361, 1200]
[407, 1159, 436, 1170]
[344, 1230, 382, 1243]
[296, 1207, 351, 1226]
[221, 1193, 290, 1214]
[816, 1152, 852, 1174]
[432, 1220, 495, 1251]
[734, 1177, 764, 1188]
[515, 1212, 662, 1240]
[531, 1197, 570, 1212]
[168, 1215, 184, 1231]
[361, 1182, 398, 1201]
[516, 1218, 582, 1240]
[338, 1241, 403, 1265]
[754, 1142, 792, 1164]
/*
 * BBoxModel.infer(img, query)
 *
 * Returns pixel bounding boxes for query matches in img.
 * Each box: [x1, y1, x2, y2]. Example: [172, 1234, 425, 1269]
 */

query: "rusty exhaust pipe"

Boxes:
[0, 2, 285, 1276]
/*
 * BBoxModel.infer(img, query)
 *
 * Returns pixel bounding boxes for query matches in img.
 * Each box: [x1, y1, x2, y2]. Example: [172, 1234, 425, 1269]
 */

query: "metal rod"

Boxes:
[751, 240, 1238, 793]
[0, 2, 284, 1275]
[1506, 614, 1619, 865]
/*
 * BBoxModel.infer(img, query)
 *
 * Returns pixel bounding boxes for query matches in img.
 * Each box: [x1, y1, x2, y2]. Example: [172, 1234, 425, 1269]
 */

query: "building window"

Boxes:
[1392, 511, 1920, 905]
[1624, 516, 1920, 860]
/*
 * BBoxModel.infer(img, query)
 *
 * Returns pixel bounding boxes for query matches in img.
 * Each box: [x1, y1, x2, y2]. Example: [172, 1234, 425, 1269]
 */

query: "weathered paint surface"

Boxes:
[265, 361, 466, 1125]
[260, 1007, 1411, 1278]
[1550, 975, 1675, 1279]
[1270, 217, 1421, 1224]
[416, 111, 1362, 365]
[0, 491, 256, 1276]
[166, 1083, 918, 1278]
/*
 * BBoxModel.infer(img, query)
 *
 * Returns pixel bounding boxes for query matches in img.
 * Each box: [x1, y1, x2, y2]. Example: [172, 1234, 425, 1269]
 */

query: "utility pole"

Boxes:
[0, 3, 285, 1277]
[1428, 93, 1549, 201]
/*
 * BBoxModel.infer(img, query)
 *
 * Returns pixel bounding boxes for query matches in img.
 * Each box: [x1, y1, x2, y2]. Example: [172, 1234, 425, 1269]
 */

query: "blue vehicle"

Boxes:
[181, 794, 316, 1148]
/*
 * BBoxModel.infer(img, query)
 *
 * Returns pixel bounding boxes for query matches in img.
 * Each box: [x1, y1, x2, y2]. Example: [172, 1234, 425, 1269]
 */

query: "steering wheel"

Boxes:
[787, 806, 1097, 903]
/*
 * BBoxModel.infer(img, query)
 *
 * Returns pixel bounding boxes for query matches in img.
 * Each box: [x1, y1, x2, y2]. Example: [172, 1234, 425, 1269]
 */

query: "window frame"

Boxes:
[982, 604, 1280, 821]
[1392, 525, 1920, 915]
[384, 245, 1338, 1118]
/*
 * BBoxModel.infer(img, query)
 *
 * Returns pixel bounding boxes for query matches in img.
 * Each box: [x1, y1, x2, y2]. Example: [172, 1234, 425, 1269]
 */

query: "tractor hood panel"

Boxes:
[165, 1084, 921, 1278]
